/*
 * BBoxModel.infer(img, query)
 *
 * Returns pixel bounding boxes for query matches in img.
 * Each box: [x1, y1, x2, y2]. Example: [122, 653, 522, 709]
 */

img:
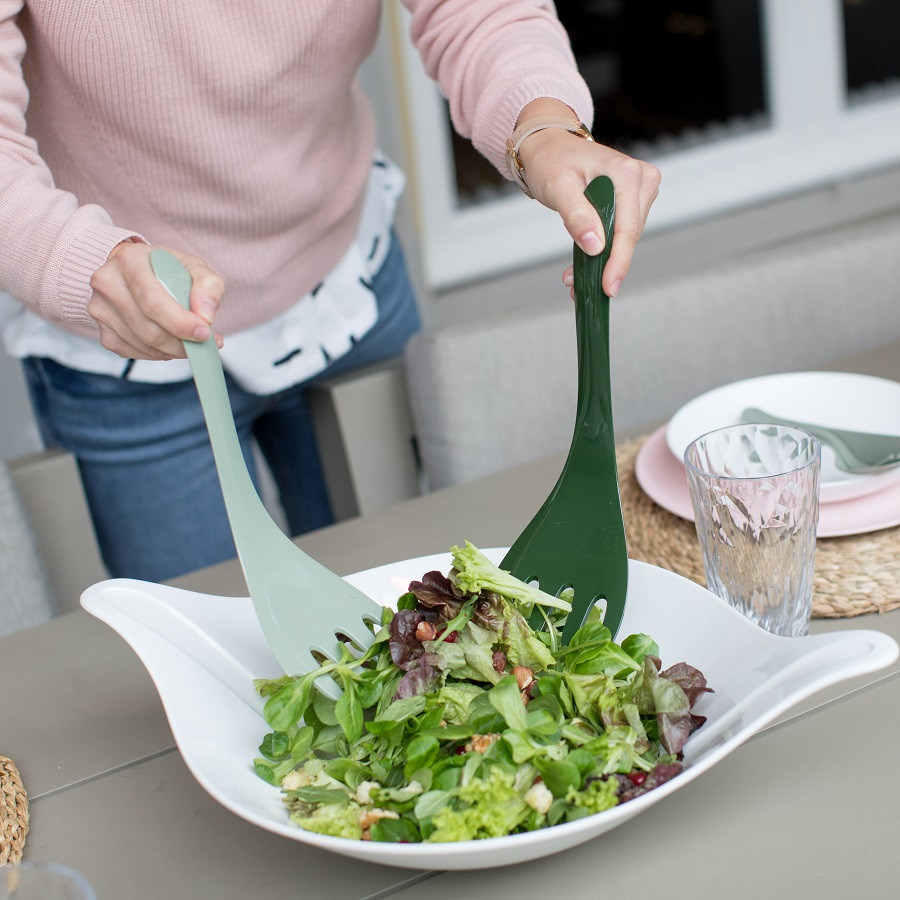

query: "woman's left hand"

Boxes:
[514, 103, 661, 299]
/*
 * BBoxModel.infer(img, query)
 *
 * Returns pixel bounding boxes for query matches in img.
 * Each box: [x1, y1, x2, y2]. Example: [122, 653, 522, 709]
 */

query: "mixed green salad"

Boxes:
[252, 542, 711, 843]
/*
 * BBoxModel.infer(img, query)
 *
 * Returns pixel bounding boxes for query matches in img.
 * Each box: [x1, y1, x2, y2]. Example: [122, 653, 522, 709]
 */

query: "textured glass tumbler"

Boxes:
[684, 424, 821, 636]
[0, 862, 96, 899]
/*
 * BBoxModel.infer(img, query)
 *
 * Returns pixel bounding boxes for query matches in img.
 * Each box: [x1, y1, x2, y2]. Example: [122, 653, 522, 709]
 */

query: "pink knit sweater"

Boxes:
[0, 1, 591, 338]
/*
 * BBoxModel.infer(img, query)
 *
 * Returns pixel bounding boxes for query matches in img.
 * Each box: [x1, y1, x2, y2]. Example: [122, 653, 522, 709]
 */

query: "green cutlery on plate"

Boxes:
[742, 406, 900, 475]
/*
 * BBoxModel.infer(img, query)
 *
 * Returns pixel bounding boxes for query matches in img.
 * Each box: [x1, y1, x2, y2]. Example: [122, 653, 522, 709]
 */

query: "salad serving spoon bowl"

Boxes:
[150, 249, 382, 699]
[502, 176, 628, 642]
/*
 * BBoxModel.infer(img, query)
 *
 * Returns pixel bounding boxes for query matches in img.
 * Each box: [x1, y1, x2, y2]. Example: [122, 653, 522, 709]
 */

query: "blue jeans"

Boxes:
[23, 234, 421, 582]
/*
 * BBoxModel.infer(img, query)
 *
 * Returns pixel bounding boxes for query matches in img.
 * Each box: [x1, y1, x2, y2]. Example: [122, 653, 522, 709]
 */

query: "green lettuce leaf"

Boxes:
[449, 542, 572, 613]
[426, 766, 530, 842]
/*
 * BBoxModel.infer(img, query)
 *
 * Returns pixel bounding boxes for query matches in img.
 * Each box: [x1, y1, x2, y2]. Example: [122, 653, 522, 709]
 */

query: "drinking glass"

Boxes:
[684, 423, 821, 636]
[0, 861, 96, 899]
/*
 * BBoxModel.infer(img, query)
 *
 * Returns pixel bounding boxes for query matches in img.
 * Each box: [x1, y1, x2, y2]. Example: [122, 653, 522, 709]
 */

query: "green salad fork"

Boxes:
[501, 175, 629, 642]
[150, 249, 381, 698]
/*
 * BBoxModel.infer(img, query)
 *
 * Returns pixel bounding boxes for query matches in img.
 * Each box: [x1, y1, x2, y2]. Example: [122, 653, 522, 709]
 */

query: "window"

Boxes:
[388, 0, 900, 289]
[842, 0, 900, 105]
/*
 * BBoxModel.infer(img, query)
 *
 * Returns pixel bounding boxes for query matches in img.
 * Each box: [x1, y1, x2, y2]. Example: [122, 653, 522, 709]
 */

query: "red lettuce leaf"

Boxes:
[388, 608, 438, 669]
[394, 652, 443, 699]
[619, 762, 683, 802]
[660, 661, 713, 707]
[408, 571, 465, 621]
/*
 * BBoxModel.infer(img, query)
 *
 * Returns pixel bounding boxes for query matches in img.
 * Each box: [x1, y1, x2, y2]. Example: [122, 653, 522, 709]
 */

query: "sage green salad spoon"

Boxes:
[502, 175, 628, 642]
[150, 249, 381, 699]
[742, 407, 900, 474]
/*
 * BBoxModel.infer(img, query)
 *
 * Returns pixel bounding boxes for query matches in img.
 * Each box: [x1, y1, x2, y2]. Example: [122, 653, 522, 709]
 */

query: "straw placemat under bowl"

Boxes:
[0, 756, 28, 867]
[616, 436, 900, 619]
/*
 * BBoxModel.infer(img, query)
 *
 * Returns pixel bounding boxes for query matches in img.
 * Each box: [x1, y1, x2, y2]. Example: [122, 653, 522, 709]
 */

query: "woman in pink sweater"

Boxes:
[0, 1, 659, 580]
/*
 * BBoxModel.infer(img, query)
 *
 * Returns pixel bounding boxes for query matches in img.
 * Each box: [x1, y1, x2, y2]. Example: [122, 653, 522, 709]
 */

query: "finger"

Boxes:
[128, 260, 215, 346]
[603, 168, 658, 296]
[551, 175, 608, 257]
[122, 283, 205, 354]
[93, 289, 187, 360]
[604, 222, 637, 298]
[181, 256, 225, 325]
[557, 177, 633, 297]
[560, 266, 576, 302]
[638, 168, 662, 226]
[94, 314, 181, 361]
[89, 265, 184, 358]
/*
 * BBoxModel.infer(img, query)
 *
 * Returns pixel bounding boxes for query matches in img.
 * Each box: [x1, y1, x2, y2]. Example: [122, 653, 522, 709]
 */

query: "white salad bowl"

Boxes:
[80, 551, 897, 871]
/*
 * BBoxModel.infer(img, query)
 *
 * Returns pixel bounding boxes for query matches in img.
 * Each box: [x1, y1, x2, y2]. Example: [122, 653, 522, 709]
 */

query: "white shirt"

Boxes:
[0, 152, 404, 395]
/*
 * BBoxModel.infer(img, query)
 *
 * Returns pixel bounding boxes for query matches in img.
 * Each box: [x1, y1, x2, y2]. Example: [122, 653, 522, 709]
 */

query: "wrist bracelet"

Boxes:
[505, 115, 594, 198]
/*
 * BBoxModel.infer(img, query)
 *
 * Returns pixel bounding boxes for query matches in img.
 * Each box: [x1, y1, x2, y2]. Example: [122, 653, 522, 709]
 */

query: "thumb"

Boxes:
[551, 177, 608, 257]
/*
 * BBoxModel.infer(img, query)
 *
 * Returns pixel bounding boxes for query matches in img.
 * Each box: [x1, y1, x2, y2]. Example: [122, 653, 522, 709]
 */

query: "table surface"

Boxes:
[3, 341, 899, 899]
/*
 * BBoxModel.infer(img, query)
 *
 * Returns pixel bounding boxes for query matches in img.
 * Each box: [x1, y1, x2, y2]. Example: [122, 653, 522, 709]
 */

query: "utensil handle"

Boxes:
[743, 406, 857, 471]
[564, 175, 628, 642]
[743, 407, 816, 433]
[572, 178, 616, 444]
[149, 249, 268, 541]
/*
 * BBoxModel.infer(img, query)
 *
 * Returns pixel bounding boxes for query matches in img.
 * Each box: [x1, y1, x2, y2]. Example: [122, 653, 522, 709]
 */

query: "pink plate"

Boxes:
[635, 426, 900, 538]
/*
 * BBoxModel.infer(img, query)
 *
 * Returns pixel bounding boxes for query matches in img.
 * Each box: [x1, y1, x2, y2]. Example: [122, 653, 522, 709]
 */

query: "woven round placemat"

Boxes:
[617, 436, 900, 619]
[0, 756, 28, 867]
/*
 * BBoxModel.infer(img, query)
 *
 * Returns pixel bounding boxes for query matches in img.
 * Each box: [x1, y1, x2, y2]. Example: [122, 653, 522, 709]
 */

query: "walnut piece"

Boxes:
[512, 665, 535, 691]
[359, 807, 400, 840]
[465, 732, 501, 754]
[415, 620, 437, 642]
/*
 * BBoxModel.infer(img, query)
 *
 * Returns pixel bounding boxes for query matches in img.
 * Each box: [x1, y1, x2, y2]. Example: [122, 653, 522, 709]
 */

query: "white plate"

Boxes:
[666, 372, 900, 503]
[81, 552, 897, 871]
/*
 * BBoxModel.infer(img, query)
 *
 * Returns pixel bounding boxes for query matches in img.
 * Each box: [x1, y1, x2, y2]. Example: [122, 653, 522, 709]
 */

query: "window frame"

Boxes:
[387, 0, 900, 290]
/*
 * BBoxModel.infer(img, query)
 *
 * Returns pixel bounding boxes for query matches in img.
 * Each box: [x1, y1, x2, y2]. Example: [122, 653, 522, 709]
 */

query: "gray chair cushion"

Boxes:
[0, 461, 55, 636]
[405, 305, 577, 491]
[405, 211, 900, 491]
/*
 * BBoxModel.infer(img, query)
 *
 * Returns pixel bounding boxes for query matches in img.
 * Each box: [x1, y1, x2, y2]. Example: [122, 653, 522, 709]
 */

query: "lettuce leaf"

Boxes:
[449, 542, 572, 613]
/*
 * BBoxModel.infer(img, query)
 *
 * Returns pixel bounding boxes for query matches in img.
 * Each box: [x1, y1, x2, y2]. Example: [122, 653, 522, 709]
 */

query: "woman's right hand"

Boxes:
[88, 242, 224, 360]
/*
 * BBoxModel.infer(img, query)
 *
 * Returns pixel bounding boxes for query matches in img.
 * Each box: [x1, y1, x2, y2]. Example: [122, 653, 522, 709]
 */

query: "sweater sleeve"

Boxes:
[403, 0, 593, 177]
[0, 1, 144, 328]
